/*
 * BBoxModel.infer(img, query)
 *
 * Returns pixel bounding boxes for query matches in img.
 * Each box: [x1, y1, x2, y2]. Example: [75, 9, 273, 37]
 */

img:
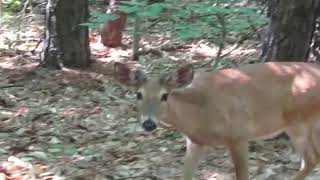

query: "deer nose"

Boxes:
[142, 119, 157, 131]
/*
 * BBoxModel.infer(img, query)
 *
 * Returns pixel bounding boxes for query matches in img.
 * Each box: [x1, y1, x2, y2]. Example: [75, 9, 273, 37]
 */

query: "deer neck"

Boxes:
[161, 88, 208, 134]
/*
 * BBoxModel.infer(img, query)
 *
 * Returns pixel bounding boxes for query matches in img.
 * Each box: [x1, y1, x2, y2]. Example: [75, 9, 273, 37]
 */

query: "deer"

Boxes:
[113, 61, 320, 180]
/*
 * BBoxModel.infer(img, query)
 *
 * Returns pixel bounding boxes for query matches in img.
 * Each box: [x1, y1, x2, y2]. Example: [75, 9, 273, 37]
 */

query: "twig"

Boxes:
[19, 0, 31, 16]
[220, 43, 241, 58]
[146, 18, 161, 29]
[0, 107, 16, 112]
[0, 84, 24, 89]
[0, 25, 8, 31]
[220, 33, 251, 58]
[114, 174, 164, 180]
[202, 14, 227, 68]
[131, 16, 141, 61]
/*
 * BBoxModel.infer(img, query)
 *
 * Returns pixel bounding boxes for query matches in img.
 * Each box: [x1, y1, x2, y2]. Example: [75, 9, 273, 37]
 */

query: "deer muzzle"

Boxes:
[142, 118, 157, 131]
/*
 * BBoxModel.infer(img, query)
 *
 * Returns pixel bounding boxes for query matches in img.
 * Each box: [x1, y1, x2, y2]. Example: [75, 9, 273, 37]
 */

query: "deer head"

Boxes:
[113, 62, 194, 131]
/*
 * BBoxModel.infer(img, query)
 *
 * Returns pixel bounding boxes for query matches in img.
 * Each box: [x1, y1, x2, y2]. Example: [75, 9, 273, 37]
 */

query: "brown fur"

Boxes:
[114, 62, 320, 180]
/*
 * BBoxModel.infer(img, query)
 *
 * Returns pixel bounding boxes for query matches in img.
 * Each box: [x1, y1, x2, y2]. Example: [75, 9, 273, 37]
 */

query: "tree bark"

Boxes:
[55, 0, 90, 68]
[309, 6, 320, 62]
[41, 0, 62, 69]
[41, 0, 90, 69]
[260, 0, 320, 62]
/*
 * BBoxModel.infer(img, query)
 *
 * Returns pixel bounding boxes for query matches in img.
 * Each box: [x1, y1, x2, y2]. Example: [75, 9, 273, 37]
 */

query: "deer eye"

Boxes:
[136, 92, 143, 100]
[161, 93, 169, 101]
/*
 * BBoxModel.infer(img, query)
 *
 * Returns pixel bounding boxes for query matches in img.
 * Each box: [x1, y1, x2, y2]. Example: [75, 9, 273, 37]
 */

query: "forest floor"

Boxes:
[1, 3, 320, 180]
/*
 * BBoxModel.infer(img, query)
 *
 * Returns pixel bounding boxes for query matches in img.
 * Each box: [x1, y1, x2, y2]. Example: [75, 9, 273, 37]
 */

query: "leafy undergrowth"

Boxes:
[1, 42, 320, 180]
[1, 6, 320, 180]
[1, 54, 320, 180]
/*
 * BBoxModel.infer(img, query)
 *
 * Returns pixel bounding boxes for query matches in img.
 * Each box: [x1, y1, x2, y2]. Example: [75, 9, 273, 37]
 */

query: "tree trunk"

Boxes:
[55, 0, 90, 68]
[260, 0, 320, 62]
[100, 0, 164, 48]
[310, 6, 320, 62]
[42, 0, 90, 69]
[41, 0, 62, 69]
[100, 0, 127, 48]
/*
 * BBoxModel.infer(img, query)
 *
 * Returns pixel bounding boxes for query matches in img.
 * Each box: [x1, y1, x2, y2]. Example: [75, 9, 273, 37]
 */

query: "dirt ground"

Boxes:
[1, 4, 320, 180]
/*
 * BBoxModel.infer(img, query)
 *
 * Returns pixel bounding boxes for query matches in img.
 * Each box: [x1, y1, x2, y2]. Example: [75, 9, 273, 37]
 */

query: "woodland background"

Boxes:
[0, 0, 320, 179]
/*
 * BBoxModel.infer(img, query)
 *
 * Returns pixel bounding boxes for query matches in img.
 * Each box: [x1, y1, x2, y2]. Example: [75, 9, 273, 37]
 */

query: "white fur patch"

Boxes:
[138, 88, 145, 97]
[159, 120, 173, 128]
[159, 88, 168, 98]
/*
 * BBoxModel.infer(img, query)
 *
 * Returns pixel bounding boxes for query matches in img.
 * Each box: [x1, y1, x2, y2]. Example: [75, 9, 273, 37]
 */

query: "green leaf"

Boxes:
[250, 16, 269, 26]
[90, 10, 119, 22]
[177, 29, 202, 40]
[21, 157, 33, 162]
[49, 143, 66, 149]
[81, 11, 119, 28]
[80, 10, 120, 29]
[233, 7, 256, 15]
[96, 13, 119, 22]
[189, 4, 230, 14]
[174, 22, 206, 40]
[65, 147, 78, 156]
[49, 143, 77, 156]
[15, 128, 27, 135]
[120, 1, 147, 6]
[28, 151, 48, 160]
[139, 3, 166, 17]
[90, 10, 104, 18]
[48, 148, 62, 153]
[172, 8, 190, 18]
[175, 23, 188, 30]
[117, 4, 141, 14]
[161, 131, 181, 140]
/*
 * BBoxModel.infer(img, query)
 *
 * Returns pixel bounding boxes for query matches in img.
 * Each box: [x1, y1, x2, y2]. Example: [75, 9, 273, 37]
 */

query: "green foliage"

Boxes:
[1, 0, 23, 24]
[84, 0, 268, 45]
[117, 1, 267, 42]
[80, 10, 119, 29]
[175, 24, 203, 40]
[117, 1, 171, 17]
[161, 130, 181, 140]
[2, 0, 22, 12]
[49, 143, 78, 156]
[169, 4, 268, 43]
[0, 12, 15, 24]
[139, 3, 171, 17]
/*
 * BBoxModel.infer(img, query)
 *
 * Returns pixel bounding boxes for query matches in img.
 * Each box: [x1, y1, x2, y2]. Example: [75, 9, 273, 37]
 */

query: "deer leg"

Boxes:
[287, 124, 320, 180]
[182, 138, 206, 180]
[293, 158, 318, 180]
[229, 141, 249, 180]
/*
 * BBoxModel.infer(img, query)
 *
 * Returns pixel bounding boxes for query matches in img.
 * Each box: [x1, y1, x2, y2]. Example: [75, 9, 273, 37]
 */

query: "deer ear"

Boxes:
[113, 62, 147, 87]
[160, 64, 194, 88]
[176, 64, 194, 86]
